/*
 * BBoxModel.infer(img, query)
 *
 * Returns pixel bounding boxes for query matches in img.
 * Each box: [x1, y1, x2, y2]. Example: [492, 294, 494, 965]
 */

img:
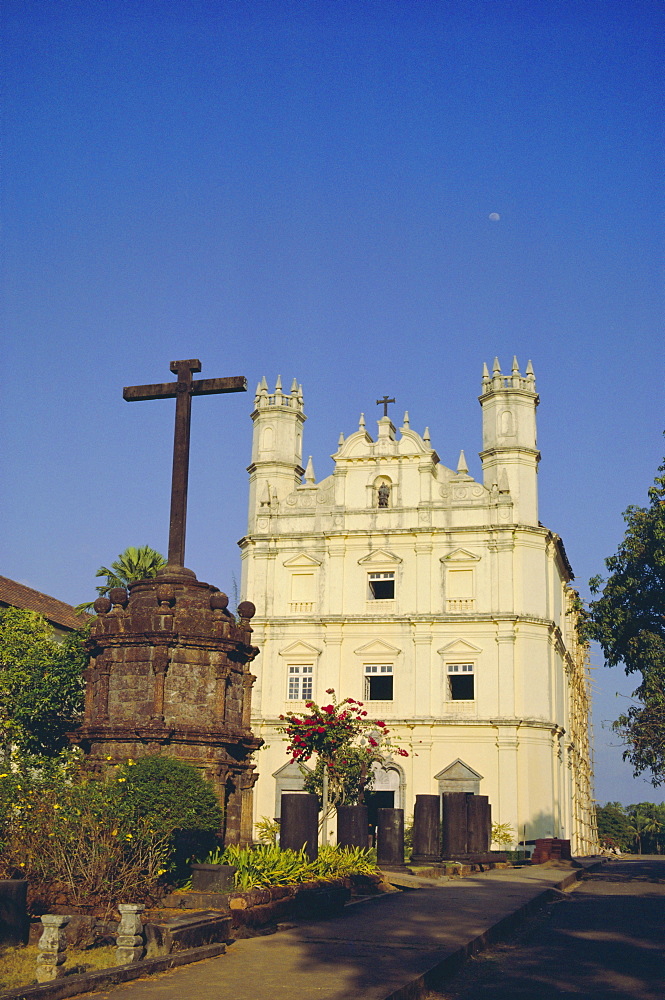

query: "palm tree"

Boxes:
[76, 545, 166, 612]
[627, 812, 650, 855]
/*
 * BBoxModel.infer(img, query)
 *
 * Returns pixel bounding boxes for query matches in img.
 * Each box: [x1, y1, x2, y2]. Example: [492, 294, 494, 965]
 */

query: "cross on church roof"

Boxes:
[123, 360, 246, 572]
[376, 395, 395, 417]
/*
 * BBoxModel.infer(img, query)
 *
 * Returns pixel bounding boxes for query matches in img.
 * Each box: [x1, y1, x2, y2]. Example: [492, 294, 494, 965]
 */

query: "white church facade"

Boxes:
[239, 360, 598, 854]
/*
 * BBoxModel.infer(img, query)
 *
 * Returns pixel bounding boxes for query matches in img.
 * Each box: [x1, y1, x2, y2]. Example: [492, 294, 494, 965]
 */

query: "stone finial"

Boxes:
[423, 427, 431, 444]
[482, 362, 491, 391]
[116, 904, 145, 965]
[304, 456, 316, 484]
[37, 915, 70, 982]
[109, 588, 128, 609]
[338, 432, 345, 447]
[290, 377, 298, 395]
[498, 469, 510, 493]
[456, 450, 469, 476]
[156, 583, 175, 609]
[511, 356, 521, 387]
[358, 412, 365, 430]
[492, 357, 503, 388]
[525, 360, 536, 390]
[402, 411, 410, 428]
[493, 357, 502, 375]
[237, 601, 256, 625]
[93, 597, 112, 615]
[275, 375, 282, 392]
[210, 591, 229, 612]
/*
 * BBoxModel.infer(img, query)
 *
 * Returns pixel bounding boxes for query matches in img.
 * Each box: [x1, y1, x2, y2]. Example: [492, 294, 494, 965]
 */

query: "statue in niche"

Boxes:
[377, 482, 391, 508]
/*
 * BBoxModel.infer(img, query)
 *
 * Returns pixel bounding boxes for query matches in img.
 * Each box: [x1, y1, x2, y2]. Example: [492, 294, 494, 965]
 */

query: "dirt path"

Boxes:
[424, 857, 665, 1000]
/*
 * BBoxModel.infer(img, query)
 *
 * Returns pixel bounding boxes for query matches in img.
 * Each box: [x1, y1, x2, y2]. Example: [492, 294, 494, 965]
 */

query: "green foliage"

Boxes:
[0, 608, 87, 757]
[0, 753, 170, 912]
[580, 454, 665, 783]
[76, 545, 166, 611]
[491, 822, 516, 848]
[204, 843, 378, 890]
[595, 801, 633, 851]
[116, 755, 222, 871]
[403, 815, 414, 862]
[595, 800, 665, 854]
[255, 815, 280, 845]
[302, 750, 378, 808]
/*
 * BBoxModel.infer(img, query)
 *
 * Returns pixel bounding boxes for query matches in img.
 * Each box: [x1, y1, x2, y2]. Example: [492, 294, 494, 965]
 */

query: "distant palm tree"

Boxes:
[76, 546, 166, 612]
[627, 812, 650, 855]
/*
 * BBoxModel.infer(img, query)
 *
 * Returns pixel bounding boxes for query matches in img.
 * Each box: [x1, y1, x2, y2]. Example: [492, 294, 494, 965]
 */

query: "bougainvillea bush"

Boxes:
[277, 689, 407, 809]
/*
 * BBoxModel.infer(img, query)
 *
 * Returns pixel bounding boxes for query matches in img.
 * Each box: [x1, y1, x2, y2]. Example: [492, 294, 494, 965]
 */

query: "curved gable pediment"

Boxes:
[334, 430, 374, 460]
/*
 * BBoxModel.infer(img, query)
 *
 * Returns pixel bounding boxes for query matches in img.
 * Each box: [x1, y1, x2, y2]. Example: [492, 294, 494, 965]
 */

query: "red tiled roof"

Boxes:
[0, 575, 90, 631]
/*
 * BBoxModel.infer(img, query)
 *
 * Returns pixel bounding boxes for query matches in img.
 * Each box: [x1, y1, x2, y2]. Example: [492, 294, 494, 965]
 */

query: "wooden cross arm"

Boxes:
[123, 376, 247, 402]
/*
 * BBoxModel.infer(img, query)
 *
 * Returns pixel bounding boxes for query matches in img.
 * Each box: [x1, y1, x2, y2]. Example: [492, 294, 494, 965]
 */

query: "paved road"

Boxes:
[83, 864, 586, 1000]
[425, 857, 665, 1000]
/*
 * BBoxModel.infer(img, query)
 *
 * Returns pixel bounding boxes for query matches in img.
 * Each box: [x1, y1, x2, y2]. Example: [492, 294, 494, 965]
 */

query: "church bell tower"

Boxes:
[247, 377, 305, 531]
[479, 357, 540, 526]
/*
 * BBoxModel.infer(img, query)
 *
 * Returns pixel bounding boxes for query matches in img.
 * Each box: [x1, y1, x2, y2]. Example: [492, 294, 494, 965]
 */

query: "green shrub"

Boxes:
[116, 755, 223, 874]
[0, 754, 170, 914]
[199, 843, 378, 890]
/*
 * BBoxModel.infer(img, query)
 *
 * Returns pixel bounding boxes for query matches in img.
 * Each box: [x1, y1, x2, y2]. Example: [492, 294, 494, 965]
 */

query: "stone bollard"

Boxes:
[36, 915, 70, 982]
[376, 808, 404, 867]
[116, 904, 145, 965]
[280, 793, 319, 861]
[411, 795, 441, 862]
[337, 805, 369, 849]
[441, 792, 469, 856]
[466, 795, 490, 853]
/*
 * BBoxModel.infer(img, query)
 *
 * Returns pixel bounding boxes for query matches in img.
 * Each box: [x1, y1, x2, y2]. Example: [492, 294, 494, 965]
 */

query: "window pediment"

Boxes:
[437, 638, 483, 655]
[358, 548, 402, 566]
[441, 548, 481, 563]
[283, 553, 322, 567]
[354, 639, 401, 657]
[278, 640, 322, 658]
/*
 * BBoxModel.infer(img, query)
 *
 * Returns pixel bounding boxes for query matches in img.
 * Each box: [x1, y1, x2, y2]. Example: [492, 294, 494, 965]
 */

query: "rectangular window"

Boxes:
[288, 664, 313, 700]
[447, 663, 475, 701]
[368, 572, 395, 600]
[365, 664, 394, 701]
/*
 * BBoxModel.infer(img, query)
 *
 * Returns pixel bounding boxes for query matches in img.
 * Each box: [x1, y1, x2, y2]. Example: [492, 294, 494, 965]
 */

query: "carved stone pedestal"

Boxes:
[71, 570, 262, 846]
[36, 915, 70, 982]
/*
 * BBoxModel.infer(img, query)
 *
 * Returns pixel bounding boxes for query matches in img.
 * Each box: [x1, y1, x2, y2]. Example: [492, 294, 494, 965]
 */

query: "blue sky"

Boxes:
[2, 0, 663, 805]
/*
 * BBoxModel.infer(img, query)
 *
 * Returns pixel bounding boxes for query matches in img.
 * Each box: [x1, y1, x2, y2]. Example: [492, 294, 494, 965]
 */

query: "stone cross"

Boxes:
[124, 360, 246, 570]
[376, 395, 395, 417]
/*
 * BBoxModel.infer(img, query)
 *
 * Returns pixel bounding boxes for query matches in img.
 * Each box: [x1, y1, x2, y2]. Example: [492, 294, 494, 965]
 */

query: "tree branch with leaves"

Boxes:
[277, 689, 407, 816]
[580, 451, 665, 783]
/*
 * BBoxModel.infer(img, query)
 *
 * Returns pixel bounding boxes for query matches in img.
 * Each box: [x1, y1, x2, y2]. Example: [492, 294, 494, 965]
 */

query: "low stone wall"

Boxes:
[161, 872, 389, 933]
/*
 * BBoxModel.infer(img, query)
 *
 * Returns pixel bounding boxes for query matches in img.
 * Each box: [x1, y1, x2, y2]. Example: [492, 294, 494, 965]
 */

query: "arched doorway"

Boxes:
[365, 762, 405, 842]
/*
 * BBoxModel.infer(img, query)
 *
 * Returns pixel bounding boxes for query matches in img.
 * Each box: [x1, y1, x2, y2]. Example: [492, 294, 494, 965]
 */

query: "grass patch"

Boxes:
[0, 943, 116, 991]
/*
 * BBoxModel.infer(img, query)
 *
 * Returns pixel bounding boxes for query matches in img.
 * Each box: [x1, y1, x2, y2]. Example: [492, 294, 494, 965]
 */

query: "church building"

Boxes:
[239, 360, 598, 854]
